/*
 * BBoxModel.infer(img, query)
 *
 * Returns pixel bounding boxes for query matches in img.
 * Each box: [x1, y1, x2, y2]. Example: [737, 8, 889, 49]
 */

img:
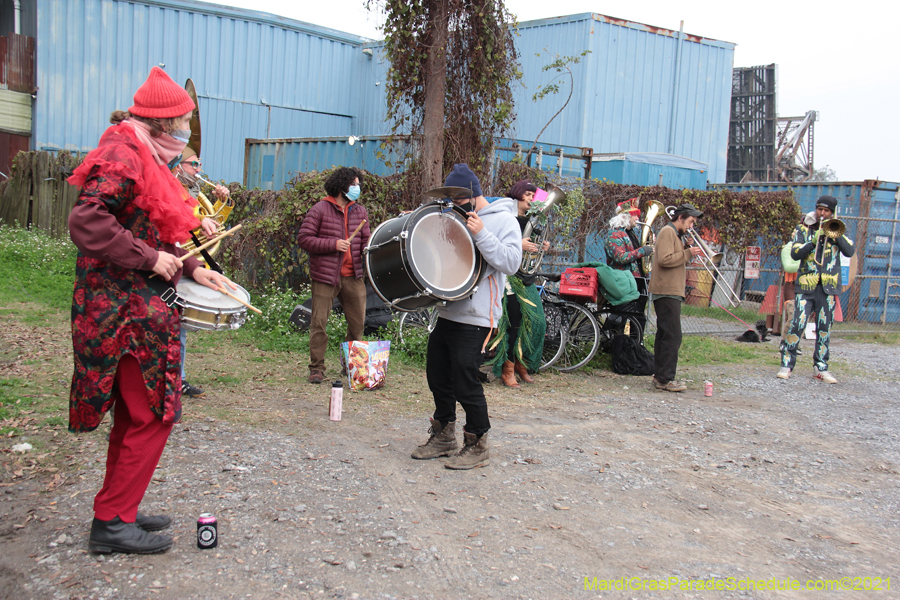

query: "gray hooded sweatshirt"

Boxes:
[437, 197, 523, 328]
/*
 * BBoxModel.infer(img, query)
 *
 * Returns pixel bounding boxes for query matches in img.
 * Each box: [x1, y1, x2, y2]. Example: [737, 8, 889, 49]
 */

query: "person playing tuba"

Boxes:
[604, 198, 653, 331]
[486, 179, 549, 388]
[777, 195, 854, 383]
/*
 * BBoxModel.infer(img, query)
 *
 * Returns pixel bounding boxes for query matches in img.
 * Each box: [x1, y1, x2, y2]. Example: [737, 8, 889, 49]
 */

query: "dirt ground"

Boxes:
[1, 311, 898, 599]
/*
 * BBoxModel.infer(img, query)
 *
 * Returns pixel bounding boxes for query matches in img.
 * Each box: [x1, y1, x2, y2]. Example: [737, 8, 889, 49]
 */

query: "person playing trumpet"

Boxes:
[777, 195, 854, 383]
[173, 146, 229, 399]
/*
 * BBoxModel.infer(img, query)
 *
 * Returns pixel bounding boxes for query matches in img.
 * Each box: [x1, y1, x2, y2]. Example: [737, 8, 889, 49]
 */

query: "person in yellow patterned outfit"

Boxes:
[777, 195, 854, 383]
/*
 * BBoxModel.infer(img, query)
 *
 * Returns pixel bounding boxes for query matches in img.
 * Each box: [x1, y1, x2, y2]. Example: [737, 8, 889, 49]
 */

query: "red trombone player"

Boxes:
[67, 67, 233, 554]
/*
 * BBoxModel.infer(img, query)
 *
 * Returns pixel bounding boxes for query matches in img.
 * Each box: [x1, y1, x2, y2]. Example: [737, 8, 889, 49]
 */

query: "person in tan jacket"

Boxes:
[648, 203, 703, 392]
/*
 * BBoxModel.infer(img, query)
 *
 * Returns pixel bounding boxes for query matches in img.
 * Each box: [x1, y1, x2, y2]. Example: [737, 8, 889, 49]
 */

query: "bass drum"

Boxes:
[365, 202, 484, 312]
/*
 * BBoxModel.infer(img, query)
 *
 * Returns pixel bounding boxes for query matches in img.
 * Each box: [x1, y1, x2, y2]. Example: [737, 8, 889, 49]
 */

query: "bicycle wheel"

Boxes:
[594, 310, 644, 355]
[539, 302, 567, 371]
[398, 307, 438, 346]
[553, 302, 600, 372]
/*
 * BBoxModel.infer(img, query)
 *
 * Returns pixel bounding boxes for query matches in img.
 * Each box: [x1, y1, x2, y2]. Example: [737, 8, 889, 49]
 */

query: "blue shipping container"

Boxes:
[591, 152, 708, 189]
[711, 180, 900, 324]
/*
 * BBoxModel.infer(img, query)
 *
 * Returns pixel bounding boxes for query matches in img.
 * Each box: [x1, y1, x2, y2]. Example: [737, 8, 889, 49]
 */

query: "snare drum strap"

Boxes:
[141, 271, 185, 310]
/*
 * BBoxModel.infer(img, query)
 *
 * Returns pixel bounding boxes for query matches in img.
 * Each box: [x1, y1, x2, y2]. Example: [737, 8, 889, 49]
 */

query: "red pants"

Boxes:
[93, 354, 173, 522]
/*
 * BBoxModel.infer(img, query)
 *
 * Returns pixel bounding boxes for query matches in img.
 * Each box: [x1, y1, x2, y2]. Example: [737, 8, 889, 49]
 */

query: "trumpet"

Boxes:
[685, 227, 742, 307]
[637, 199, 665, 276]
[520, 184, 566, 275]
[814, 218, 846, 266]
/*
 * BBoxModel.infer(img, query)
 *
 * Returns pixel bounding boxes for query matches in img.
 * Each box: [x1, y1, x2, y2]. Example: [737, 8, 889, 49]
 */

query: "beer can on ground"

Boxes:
[704, 380, 713, 397]
[197, 513, 218, 549]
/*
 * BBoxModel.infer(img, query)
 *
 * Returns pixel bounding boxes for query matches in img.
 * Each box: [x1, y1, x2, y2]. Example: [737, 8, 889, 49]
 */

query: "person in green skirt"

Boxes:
[488, 180, 549, 387]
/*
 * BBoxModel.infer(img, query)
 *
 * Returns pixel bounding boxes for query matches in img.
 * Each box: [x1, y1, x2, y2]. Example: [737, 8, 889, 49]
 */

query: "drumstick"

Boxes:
[217, 285, 262, 314]
[347, 220, 366, 244]
[182, 223, 242, 260]
[150, 224, 242, 278]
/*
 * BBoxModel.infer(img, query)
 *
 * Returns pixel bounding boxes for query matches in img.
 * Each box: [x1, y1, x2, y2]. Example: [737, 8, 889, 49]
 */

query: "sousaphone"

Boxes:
[178, 78, 234, 262]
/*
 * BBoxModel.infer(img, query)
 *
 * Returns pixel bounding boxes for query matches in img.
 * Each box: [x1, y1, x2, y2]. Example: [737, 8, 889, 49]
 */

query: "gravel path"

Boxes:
[2, 339, 898, 599]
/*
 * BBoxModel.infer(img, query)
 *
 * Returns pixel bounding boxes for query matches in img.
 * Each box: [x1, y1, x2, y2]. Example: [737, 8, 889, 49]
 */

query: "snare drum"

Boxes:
[365, 202, 484, 312]
[177, 279, 251, 332]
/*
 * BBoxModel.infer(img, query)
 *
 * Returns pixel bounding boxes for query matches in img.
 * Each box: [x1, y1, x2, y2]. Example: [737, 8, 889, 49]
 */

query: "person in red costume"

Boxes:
[67, 67, 233, 554]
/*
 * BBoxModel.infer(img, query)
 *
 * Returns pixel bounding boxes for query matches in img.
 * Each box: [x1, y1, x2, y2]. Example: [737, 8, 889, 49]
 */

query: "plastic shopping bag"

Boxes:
[340, 340, 391, 391]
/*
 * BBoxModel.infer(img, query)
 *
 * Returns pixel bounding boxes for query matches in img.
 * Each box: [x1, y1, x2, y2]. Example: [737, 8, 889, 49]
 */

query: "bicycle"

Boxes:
[536, 272, 646, 372]
[396, 306, 439, 346]
[535, 274, 600, 372]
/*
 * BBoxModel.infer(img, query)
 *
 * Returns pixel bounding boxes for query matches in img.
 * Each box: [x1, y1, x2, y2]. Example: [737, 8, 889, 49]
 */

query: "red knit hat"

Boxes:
[129, 67, 195, 119]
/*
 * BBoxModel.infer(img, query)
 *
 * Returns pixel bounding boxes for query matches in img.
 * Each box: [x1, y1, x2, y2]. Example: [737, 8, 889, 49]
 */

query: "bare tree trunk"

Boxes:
[422, 0, 448, 190]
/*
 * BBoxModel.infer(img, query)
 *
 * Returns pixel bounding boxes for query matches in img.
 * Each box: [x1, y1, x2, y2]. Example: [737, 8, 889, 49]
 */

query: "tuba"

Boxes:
[638, 199, 665, 276]
[177, 78, 234, 262]
[814, 218, 846, 266]
[520, 184, 566, 275]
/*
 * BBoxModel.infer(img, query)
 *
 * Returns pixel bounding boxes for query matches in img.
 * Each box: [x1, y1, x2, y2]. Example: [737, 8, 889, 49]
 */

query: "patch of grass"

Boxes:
[0, 225, 76, 310]
[0, 377, 38, 435]
[681, 303, 762, 325]
[643, 334, 774, 366]
[840, 331, 900, 345]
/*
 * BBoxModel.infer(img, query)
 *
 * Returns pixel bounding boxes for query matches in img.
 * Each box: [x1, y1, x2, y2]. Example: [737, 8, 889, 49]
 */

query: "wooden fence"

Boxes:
[0, 150, 83, 238]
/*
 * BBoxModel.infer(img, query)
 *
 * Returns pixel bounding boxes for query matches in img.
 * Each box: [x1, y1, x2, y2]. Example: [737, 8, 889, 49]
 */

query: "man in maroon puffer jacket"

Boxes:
[298, 167, 371, 383]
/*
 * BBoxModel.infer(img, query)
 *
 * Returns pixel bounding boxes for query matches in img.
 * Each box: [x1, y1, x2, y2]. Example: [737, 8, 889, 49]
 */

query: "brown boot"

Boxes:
[445, 431, 490, 470]
[500, 360, 520, 388]
[514, 360, 534, 384]
[411, 419, 458, 460]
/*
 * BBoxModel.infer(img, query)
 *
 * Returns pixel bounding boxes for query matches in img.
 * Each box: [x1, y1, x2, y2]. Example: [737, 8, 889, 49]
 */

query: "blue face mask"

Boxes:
[170, 129, 191, 144]
[346, 185, 361, 201]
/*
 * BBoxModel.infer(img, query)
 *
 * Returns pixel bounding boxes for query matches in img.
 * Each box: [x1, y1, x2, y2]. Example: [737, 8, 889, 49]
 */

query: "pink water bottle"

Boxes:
[329, 380, 343, 421]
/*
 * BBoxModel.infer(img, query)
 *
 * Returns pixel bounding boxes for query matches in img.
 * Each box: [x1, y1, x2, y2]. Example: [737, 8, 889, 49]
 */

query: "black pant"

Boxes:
[427, 318, 491, 436]
[653, 297, 682, 384]
[506, 293, 522, 362]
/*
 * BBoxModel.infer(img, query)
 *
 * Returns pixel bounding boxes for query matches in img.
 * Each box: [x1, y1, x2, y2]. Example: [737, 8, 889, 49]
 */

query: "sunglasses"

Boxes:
[181, 160, 202, 169]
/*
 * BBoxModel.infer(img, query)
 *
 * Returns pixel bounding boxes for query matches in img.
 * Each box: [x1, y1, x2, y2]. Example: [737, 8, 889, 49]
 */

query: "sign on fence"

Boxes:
[744, 246, 761, 279]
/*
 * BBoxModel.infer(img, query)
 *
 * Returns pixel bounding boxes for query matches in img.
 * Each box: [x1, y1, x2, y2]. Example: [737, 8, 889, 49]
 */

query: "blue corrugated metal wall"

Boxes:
[509, 14, 734, 184]
[36, 0, 367, 182]
[36, 4, 734, 186]
[245, 137, 415, 189]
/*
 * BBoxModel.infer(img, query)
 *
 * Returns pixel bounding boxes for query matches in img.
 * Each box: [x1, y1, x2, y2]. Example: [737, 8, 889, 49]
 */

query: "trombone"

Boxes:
[686, 228, 743, 307]
[663, 206, 742, 307]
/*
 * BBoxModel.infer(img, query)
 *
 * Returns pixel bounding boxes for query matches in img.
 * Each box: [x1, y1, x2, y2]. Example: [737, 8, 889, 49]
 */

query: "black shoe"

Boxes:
[89, 517, 173, 554]
[181, 380, 205, 398]
[135, 512, 172, 532]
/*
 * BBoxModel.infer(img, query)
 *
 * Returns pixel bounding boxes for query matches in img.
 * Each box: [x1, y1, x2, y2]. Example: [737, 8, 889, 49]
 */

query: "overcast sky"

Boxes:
[212, 0, 898, 183]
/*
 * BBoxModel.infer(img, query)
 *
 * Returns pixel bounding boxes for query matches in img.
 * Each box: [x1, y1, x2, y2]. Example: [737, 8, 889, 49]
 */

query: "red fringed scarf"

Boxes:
[68, 124, 198, 244]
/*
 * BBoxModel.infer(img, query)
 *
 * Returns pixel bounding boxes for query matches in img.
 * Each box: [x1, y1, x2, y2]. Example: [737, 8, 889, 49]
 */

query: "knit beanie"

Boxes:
[444, 164, 482, 198]
[508, 179, 537, 201]
[129, 67, 196, 119]
[815, 195, 837, 212]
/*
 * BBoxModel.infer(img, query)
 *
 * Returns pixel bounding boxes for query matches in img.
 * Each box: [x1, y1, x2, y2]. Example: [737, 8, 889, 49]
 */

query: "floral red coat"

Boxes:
[67, 125, 199, 433]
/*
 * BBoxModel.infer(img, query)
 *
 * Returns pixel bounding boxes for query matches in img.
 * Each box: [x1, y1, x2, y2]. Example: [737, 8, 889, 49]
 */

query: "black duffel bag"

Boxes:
[610, 334, 655, 376]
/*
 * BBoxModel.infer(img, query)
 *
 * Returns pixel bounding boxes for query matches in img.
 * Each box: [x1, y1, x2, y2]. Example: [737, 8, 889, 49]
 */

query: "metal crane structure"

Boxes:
[774, 110, 817, 182]
[726, 65, 818, 183]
